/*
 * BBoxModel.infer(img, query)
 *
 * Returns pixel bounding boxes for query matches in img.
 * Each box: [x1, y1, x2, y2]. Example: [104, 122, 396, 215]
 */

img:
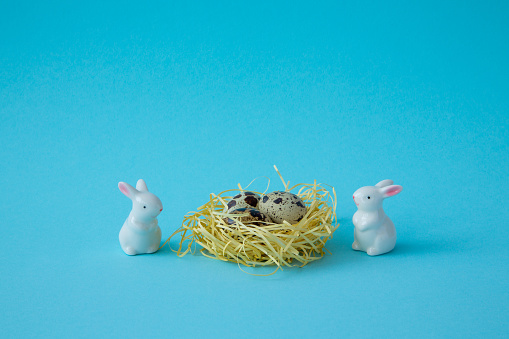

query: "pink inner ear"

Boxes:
[385, 186, 402, 197]
[119, 183, 130, 197]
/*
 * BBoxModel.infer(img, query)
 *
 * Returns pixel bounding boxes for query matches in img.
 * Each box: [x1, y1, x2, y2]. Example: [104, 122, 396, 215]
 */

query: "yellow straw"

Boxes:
[164, 166, 339, 272]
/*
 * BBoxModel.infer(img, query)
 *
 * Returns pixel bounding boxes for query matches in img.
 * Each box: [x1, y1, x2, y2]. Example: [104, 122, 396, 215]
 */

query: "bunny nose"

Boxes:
[160, 208, 163, 212]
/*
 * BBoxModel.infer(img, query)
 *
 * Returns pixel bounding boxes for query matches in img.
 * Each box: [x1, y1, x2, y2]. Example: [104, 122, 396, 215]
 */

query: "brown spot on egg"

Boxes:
[244, 196, 258, 207]
[249, 209, 263, 219]
[224, 208, 271, 226]
[228, 200, 237, 209]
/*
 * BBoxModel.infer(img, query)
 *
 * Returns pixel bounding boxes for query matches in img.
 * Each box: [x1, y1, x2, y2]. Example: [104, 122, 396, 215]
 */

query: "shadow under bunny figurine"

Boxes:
[352, 179, 402, 256]
[118, 179, 163, 255]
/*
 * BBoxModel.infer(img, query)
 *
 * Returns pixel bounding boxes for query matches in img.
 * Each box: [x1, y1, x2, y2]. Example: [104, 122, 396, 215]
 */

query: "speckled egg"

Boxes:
[225, 191, 261, 213]
[258, 191, 307, 224]
[224, 208, 272, 226]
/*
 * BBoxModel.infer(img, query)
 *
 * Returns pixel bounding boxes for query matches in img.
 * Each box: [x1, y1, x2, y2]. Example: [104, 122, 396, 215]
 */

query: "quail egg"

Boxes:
[225, 191, 261, 213]
[224, 208, 272, 226]
[258, 191, 307, 224]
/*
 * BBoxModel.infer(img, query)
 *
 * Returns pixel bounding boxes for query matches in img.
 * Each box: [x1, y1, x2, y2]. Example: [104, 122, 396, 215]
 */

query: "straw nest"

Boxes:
[165, 166, 338, 274]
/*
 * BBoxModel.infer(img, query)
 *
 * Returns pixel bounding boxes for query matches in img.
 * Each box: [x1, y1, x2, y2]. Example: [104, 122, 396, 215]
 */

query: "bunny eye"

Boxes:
[367, 196, 370, 199]
[143, 206, 146, 208]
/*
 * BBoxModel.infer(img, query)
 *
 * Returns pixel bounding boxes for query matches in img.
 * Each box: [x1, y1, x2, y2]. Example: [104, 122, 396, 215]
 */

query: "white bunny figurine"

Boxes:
[118, 179, 163, 255]
[352, 180, 402, 256]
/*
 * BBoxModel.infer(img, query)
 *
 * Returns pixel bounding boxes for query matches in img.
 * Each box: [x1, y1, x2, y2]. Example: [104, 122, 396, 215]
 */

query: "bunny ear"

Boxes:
[118, 182, 138, 199]
[136, 179, 149, 192]
[375, 179, 394, 188]
[380, 185, 402, 198]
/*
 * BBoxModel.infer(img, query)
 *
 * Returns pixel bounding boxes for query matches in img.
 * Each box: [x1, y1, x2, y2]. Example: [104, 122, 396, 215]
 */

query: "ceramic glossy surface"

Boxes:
[118, 179, 163, 255]
[352, 180, 402, 256]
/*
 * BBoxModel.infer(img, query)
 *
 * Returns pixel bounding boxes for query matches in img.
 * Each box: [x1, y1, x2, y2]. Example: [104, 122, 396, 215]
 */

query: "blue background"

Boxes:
[1, 0, 508, 337]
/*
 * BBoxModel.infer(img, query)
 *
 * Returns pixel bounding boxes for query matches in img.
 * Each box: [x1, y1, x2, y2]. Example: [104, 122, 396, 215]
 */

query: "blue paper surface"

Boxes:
[1, 1, 508, 337]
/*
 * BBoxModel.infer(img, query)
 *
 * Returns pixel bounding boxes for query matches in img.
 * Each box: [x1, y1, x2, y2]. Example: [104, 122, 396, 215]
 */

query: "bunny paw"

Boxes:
[123, 246, 137, 256]
[367, 247, 379, 256]
[352, 242, 360, 251]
